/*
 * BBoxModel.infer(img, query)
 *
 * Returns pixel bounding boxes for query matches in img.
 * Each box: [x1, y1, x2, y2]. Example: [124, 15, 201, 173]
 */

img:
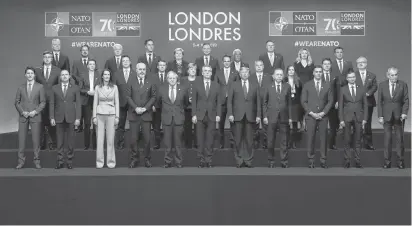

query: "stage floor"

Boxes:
[0, 167, 410, 225]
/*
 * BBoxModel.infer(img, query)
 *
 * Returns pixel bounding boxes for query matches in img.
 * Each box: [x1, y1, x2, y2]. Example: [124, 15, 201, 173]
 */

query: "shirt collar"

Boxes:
[275, 81, 282, 86]
[204, 78, 211, 83]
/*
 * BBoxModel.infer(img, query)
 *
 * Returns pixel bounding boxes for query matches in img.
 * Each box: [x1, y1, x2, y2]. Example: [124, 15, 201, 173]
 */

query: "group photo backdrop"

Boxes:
[0, 0, 410, 133]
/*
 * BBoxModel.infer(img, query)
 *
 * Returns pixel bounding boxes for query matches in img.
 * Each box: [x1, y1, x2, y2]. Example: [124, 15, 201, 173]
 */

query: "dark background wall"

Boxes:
[0, 0, 410, 133]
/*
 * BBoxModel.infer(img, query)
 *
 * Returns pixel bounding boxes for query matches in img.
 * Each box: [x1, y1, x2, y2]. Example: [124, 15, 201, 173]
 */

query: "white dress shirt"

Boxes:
[359, 70, 367, 84]
[275, 81, 282, 93]
[146, 52, 153, 63]
[53, 51, 60, 62]
[204, 79, 211, 90]
[241, 79, 249, 93]
[123, 68, 130, 82]
[43, 65, 51, 78]
[323, 71, 331, 82]
[256, 72, 263, 85]
[268, 52, 275, 65]
[169, 85, 176, 101]
[349, 84, 356, 97]
[234, 61, 241, 71]
[224, 68, 230, 83]
[62, 82, 69, 94]
[390, 81, 396, 97]
[89, 71, 95, 91]
[204, 55, 210, 65]
[115, 56, 121, 66]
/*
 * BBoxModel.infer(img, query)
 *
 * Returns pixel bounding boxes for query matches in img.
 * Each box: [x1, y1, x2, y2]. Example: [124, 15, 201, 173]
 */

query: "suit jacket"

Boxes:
[377, 80, 409, 121]
[331, 58, 353, 78]
[150, 72, 168, 109]
[79, 71, 100, 106]
[113, 68, 136, 107]
[191, 78, 222, 121]
[249, 72, 272, 89]
[71, 58, 89, 84]
[355, 70, 378, 107]
[195, 55, 220, 80]
[166, 60, 189, 78]
[159, 83, 188, 125]
[104, 56, 123, 74]
[263, 82, 292, 123]
[258, 52, 285, 75]
[321, 71, 339, 103]
[34, 65, 61, 102]
[126, 76, 156, 122]
[137, 53, 161, 74]
[15, 82, 46, 123]
[230, 61, 249, 73]
[301, 80, 334, 116]
[215, 68, 238, 105]
[227, 79, 261, 122]
[49, 83, 81, 123]
[52, 52, 70, 72]
[339, 84, 368, 122]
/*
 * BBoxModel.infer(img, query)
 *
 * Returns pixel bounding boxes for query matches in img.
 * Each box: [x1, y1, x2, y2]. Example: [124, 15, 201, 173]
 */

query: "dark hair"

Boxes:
[284, 64, 301, 87]
[87, 59, 98, 71]
[334, 46, 343, 53]
[80, 44, 90, 51]
[121, 55, 130, 61]
[144, 39, 154, 45]
[25, 66, 36, 74]
[42, 51, 53, 56]
[222, 55, 231, 61]
[99, 69, 114, 88]
[321, 57, 332, 64]
[202, 43, 211, 47]
[346, 68, 355, 76]
[313, 65, 323, 72]
[157, 59, 167, 65]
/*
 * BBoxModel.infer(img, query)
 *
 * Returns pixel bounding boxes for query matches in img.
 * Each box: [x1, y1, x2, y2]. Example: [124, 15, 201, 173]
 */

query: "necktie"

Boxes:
[171, 86, 175, 103]
[148, 53, 152, 65]
[139, 78, 143, 88]
[270, 54, 274, 66]
[124, 70, 129, 82]
[361, 72, 366, 85]
[391, 83, 395, 98]
[327, 73, 330, 82]
[45, 67, 50, 80]
[116, 57, 120, 68]
[63, 84, 67, 97]
[55, 53, 59, 63]
[27, 83, 32, 98]
[205, 81, 210, 97]
[161, 73, 164, 83]
[225, 69, 229, 83]
[351, 85, 355, 100]
[83, 59, 87, 66]
[243, 81, 247, 98]
[205, 57, 209, 66]
[277, 84, 280, 94]
[316, 81, 320, 95]
[339, 60, 343, 73]
[258, 74, 262, 87]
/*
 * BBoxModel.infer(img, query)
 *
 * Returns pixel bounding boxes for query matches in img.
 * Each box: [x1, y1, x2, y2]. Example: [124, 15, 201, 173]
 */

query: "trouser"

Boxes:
[383, 117, 405, 164]
[184, 109, 196, 148]
[363, 106, 374, 146]
[152, 108, 162, 147]
[267, 120, 289, 164]
[129, 118, 152, 163]
[41, 103, 56, 149]
[343, 118, 363, 163]
[233, 116, 254, 165]
[306, 116, 328, 164]
[96, 114, 116, 168]
[17, 121, 41, 165]
[163, 119, 183, 164]
[56, 119, 75, 164]
[196, 112, 215, 164]
[82, 104, 96, 149]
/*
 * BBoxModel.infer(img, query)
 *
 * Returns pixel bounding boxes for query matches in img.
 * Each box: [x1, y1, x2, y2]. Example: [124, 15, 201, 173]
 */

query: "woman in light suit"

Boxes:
[92, 69, 119, 168]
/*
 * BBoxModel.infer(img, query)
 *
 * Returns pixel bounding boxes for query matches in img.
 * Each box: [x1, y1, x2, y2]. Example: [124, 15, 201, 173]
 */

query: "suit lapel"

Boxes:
[392, 82, 399, 99]
[246, 81, 253, 100]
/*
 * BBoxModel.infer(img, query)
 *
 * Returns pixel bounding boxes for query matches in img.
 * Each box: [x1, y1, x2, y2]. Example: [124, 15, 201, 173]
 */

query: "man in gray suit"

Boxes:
[301, 65, 333, 168]
[15, 66, 46, 169]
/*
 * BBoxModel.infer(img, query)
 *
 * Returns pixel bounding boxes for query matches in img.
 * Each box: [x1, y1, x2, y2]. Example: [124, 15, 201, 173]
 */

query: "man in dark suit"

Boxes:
[71, 44, 90, 86]
[192, 65, 222, 168]
[166, 48, 189, 78]
[151, 60, 168, 149]
[231, 49, 249, 73]
[127, 63, 156, 168]
[137, 39, 161, 74]
[258, 40, 285, 75]
[262, 68, 292, 168]
[35, 51, 61, 151]
[195, 43, 220, 80]
[331, 47, 353, 80]
[355, 56, 377, 150]
[301, 65, 334, 168]
[378, 67, 409, 169]
[104, 43, 123, 74]
[216, 55, 238, 149]
[158, 71, 189, 168]
[79, 59, 98, 150]
[51, 39, 70, 72]
[228, 67, 261, 168]
[49, 70, 81, 169]
[321, 58, 339, 150]
[338, 70, 368, 168]
[113, 55, 135, 150]
[15, 66, 46, 169]
[250, 60, 272, 149]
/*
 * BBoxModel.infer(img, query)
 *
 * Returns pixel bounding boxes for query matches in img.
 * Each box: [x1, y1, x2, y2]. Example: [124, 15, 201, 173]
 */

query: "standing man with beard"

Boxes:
[127, 63, 156, 168]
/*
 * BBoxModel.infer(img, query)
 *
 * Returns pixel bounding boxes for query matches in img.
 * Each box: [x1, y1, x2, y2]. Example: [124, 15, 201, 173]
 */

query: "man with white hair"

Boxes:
[51, 38, 70, 72]
[231, 49, 249, 73]
[104, 43, 124, 74]
[378, 67, 409, 169]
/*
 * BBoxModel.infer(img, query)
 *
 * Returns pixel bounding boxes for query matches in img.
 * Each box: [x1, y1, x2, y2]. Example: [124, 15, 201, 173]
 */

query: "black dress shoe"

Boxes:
[383, 163, 391, 169]
[206, 163, 213, 168]
[397, 162, 405, 169]
[291, 142, 297, 149]
[320, 163, 328, 169]
[236, 164, 243, 168]
[154, 145, 160, 150]
[308, 163, 315, 168]
[48, 144, 55, 151]
[67, 164, 73, 169]
[144, 160, 152, 168]
[55, 164, 64, 169]
[128, 162, 137, 168]
[329, 145, 337, 150]
[176, 164, 183, 168]
[365, 145, 375, 150]
[262, 145, 268, 149]
[281, 163, 289, 168]
[355, 163, 363, 168]
[268, 163, 275, 168]
[245, 164, 253, 168]
[163, 163, 172, 168]
[344, 162, 351, 168]
[198, 162, 205, 168]
[83, 147, 89, 150]
[15, 163, 24, 169]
